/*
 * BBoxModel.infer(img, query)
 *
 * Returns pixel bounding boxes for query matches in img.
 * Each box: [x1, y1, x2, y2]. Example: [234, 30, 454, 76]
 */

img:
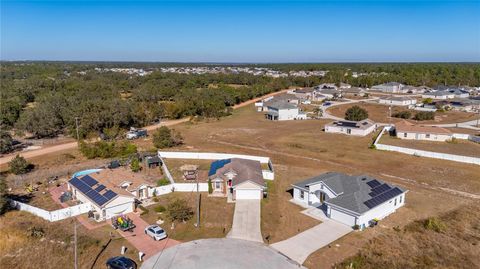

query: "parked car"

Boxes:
[126, 127, 148, 140]
[323, 102, 332, 106]
[106, 256, 137, 269]
[144, 224, 167, 241]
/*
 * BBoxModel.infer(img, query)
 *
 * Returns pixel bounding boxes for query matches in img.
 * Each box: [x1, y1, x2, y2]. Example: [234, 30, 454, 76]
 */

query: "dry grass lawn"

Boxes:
[379, 135, 480, 157]
[140, 192, 234, 241]
[0, 211, 140, 269]
[327, 102, 479, 124]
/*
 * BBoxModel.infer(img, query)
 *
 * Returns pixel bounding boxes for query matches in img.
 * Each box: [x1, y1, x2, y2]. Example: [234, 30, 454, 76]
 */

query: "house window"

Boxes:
[300, 190, 304, 199]
[426, 134, 430, 138]
[215, 181, 221, 189]
[399, 195, 403, 203]
[394, 198, 397, 206]
[404, 133, 407, 138]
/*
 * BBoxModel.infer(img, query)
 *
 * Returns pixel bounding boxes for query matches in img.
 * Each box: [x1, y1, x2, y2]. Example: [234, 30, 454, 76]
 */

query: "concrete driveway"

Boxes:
[271, 218, 351, 264]
[227, 199, 263, 242]
[141, 238, 304, 269]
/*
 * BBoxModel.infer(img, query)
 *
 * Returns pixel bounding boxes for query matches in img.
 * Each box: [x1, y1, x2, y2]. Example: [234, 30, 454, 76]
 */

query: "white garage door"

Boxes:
[105, 202, 133, 219]
[236, 189, 261, 200]
[330, 208, 356, 226]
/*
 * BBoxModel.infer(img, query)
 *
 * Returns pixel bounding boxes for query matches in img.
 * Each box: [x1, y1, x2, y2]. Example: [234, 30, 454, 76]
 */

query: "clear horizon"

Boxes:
[2, 0, 480, 62]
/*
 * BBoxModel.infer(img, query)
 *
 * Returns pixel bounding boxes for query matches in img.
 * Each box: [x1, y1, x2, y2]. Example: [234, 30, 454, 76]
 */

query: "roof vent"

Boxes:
[361, 177, 367, 181]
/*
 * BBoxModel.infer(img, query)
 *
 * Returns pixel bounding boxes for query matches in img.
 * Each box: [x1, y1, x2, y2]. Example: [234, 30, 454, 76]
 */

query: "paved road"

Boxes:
[271, 214, 351, 264]
[227, 199, 263, 242]
[141, 238, 304, 269]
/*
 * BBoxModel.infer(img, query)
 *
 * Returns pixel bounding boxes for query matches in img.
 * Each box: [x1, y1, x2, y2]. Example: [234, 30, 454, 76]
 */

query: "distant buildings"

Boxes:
[378, 96, 417, 107]
[371, 82, 405, 93]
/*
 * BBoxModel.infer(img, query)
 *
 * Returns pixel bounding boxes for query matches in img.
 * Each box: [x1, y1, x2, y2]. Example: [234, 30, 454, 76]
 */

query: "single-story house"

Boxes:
[208, 158, 266, 200]
[325, 119, 377, 136]
[395, 120, 453, 141]
[292, 172, 407, 228]
[339, 82, 351, 89]
[293, 87, 315, 100]
[257, 94, 299, 112]
[68, 171, 137, 221]
[447, 98, 480, 112]
[265, 101, 307, 121]
[316, 88, 343, 99]
[378, 96, 417, 106]
[371, 82, 405, 93]
[340, 87, 366, 97]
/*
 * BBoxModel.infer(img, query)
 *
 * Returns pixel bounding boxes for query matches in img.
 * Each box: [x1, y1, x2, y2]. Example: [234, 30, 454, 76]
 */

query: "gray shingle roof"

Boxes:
[292, 172, 406, 214]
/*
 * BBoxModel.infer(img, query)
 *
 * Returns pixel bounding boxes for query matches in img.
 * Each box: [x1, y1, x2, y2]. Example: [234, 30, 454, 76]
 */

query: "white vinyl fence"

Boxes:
[149, 183, 209, 196]
[375, 126, 480, 165]
[10, 200, 93, 222]
[158, 151, 275, 180]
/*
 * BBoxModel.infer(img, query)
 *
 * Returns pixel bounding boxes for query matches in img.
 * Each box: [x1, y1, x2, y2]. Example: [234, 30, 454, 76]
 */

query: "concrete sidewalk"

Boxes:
[271, 219, 352, 264]
[227, 200, 263, 242]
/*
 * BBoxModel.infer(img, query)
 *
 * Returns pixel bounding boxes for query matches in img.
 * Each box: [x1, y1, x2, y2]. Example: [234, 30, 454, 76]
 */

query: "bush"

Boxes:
[130, 158, 141, 172]
[152, 126, 183, 149]
[79, 140, 137, 159]
[9, 155, 32, 175]
[0, 176, 8, 215]
[0, 131, 14, 154]
[392, 111, 411, 119]
[424, 217, 446, 233]
[167, 198, 193, 223]
[138, 205, 149, 215]
[208, 178, 213, 194]
[157, 178, 170, 186]
[413, 111, 435, 121]
[345, 105, 369, 121]
[422, 98, 433, 104]
[154, 205, 166, 213]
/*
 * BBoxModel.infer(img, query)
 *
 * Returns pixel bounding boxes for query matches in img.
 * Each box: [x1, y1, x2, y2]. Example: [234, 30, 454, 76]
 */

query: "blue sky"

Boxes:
[1, 0, 479, 62]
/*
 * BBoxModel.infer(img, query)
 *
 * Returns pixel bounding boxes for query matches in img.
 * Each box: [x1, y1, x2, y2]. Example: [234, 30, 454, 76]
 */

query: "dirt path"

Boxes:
[0, 89, 289, 166]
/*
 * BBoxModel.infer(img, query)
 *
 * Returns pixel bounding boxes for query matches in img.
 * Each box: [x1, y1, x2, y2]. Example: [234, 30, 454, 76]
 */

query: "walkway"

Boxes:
[271, 207, 352, 264]
[227, 199, 263, 242]
[141, 238, 304, 269]
[118, 213, 180, 258]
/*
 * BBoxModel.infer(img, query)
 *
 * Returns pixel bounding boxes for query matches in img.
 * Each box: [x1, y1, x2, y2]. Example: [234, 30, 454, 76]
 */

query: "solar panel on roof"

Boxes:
[80, 175, 98, 187]
[70, 177, 92, 194]
[364, 187, 403, 209]
[369, 183, 392, 197]
[86, 191, 108, 206]
[103, 190, 117, 201]
[366, 179, 381, 188]
[338, 121, 358, 128]
[95, 185, 106, 192]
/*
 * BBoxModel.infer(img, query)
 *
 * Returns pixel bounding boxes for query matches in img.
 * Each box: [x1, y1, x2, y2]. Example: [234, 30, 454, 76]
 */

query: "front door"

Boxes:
[319, 192, 326, 203]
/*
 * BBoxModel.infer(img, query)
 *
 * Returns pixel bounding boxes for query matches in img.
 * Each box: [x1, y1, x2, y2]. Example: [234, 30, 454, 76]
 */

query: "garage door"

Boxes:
[329, 208, 356, 226]
[236, 189, 261, 200]
[105, 202, 133, 219]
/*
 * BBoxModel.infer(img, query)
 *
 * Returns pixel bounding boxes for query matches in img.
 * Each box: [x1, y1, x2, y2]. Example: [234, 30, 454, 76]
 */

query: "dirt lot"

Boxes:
[327, 102, 479, 124]
[163, 159, 212, 183]
[140, 192, 234, 241]
[0, 211, 140, 269]
[379, 134, 480, 157]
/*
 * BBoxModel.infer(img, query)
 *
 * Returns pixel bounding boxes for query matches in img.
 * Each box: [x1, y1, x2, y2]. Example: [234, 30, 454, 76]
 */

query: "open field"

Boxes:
[140, 192, 234, 241]
[327, 102, 479, 124]
[0, 211, 140, 269]
[2, 103, 479, 269]
[379, 135, 480, 157]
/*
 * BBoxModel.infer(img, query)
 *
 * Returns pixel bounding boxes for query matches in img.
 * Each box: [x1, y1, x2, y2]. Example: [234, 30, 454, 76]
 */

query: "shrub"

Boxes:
[0, 176, 8, 215]
[422, 98, 433, 104]
[9, 155, 31, 175]
[152, 126, 183, 149]
[0, 131, 14, 154]
[424, 217, 446, 233]
[392, 111, 411, 119]
[208, 178, 213, 194]
[138, 205, 149, 215]
[154, 205, 166, 213]
[167, 198, 193, 223]
[130, 158, 141, 172]
[352, 224, 360, 230]
[79, 140, 137, 159]
[345, 105, 368, 121]
[413, 111, 435, 121]
[157, 178, 170, 186]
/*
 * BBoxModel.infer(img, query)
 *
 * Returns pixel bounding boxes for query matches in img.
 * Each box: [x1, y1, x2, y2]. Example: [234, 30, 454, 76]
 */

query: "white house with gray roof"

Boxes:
[265, 100, 307, 121]
[292, 172, 407, 229]
[378, 96, 417, 107]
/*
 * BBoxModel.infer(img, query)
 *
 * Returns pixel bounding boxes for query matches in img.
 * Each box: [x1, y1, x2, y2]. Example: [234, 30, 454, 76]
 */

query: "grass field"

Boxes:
[379, 135, 480, 157]
[327, 102, 479, 124]
[140, 192, 234, 241]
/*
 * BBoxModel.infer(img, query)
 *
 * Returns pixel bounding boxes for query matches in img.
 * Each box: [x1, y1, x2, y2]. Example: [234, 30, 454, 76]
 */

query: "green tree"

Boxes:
[0, 176, 8, 215]
[130, 158, 141, 172]
[9, 155, 31, 175]
[208, 178, 213, 194]
[414, 111, 435, 121]
[0, 131, 14, 154]
[345, 105, 369, 121]
[167, 198, 194, 223]
[153, 126, 183, 149]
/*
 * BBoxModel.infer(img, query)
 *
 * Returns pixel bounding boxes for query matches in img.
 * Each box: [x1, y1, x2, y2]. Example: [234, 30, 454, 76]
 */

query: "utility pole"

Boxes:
[74, 220, 78, 269]
[74, 117, 80, 141]
[195, 173, 200, 228]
